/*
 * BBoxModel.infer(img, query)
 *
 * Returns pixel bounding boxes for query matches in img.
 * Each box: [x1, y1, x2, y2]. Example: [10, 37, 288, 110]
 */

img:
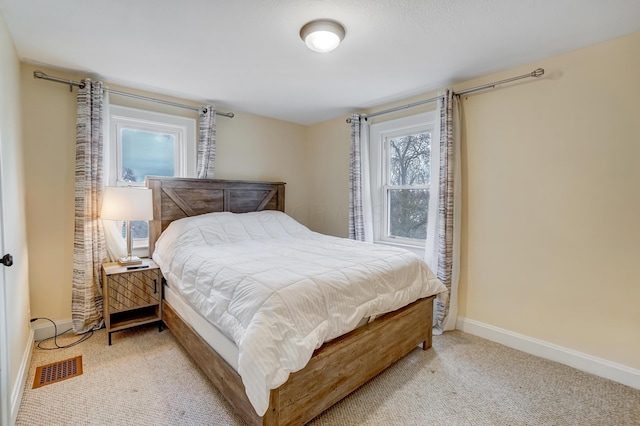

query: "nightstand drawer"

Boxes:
[106, 268, 160, 313]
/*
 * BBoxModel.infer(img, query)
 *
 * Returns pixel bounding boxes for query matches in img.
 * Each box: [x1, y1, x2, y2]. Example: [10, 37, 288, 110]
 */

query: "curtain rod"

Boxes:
[346, 68, 544, 123]
[33, 71, 235, 118]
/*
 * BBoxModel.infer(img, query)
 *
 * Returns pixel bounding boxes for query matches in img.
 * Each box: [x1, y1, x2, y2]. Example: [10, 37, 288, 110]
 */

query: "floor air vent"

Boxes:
[33, 356, 83, 389]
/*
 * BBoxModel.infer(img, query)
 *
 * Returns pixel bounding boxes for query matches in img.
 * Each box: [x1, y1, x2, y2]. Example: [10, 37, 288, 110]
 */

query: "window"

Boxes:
[120, 129, 175, 184]
[370, 112, 436, 248]
[107, 106, 196, 252]
[108, 105, 196, 186]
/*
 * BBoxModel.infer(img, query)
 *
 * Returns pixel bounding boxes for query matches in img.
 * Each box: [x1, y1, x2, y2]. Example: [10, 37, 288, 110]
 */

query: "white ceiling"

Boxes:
[1, 0, 639, 125]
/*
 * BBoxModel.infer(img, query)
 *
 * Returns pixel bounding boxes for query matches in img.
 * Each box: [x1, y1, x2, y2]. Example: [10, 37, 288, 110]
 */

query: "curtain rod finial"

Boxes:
[532, 68, 544, 78]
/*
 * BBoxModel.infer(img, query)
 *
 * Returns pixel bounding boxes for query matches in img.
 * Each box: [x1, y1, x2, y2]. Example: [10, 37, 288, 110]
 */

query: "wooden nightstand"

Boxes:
[102, 260, 162, 345]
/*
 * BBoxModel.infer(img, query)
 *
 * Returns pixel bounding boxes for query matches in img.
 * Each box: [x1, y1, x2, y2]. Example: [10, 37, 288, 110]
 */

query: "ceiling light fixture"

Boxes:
[300, 19, 345, 53]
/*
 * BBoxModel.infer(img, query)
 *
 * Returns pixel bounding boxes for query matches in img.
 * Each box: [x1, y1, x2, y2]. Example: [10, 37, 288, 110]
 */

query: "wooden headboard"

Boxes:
[145, 176, 285, 254]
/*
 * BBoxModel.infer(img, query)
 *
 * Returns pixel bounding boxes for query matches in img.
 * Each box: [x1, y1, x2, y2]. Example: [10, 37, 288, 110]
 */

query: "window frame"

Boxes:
[107, 105, 196, 187]
[106, 105, 197, 253]
[370, 112, 436, 248]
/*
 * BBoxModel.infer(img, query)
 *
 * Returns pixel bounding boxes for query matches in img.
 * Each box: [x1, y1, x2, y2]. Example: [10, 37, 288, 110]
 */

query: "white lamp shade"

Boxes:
[101, 187, 153, 221]
[300, 20, 345, 53]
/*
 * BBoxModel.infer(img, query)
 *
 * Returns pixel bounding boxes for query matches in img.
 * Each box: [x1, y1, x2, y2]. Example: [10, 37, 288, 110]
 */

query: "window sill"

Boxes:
[132, 245, 150, 259]
[374, 240, 425, 257]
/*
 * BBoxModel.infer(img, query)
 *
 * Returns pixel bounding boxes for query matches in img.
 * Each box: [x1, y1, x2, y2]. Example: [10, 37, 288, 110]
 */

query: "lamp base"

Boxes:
[117, 256, 142, 266]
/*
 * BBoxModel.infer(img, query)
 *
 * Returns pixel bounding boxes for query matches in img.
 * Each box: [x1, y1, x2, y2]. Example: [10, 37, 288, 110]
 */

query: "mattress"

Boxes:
[154, 210, 446, 416]
[164, 282, 239, 370]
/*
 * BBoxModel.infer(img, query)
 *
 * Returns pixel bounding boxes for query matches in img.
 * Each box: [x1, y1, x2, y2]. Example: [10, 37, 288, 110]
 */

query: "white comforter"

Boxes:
[153, 211, 446, 416]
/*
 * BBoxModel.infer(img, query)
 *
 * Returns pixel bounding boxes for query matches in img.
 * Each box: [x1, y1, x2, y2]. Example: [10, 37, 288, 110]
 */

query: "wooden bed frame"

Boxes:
[146, 176, 436, 426]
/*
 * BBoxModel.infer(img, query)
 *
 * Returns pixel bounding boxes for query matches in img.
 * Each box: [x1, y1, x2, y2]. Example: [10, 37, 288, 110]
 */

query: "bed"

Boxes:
[146, 176, 445, 426]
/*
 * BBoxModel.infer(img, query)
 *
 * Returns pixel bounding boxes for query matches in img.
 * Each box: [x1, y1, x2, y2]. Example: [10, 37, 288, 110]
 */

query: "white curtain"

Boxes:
[197, 105, 216, 178]
[103, 221, 126, 262]
[426, 90, 461, 334]
[72, 79, 107, 334]
[100, 91, 127, 262]
[348, 115, 373, 242]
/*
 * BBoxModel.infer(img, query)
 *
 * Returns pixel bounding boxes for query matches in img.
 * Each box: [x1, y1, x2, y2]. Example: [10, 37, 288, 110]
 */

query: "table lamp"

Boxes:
[101, 186, 153, 266]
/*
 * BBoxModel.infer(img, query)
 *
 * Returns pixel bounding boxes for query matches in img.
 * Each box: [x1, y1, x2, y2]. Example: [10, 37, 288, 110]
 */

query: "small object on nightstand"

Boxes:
[102, 259, 162, 345]
[126, 265, 150, 270]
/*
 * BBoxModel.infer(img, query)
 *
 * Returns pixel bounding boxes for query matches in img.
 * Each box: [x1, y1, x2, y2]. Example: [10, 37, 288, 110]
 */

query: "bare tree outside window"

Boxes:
[121, 167, 136, 182]
[387, 132, 431, 240]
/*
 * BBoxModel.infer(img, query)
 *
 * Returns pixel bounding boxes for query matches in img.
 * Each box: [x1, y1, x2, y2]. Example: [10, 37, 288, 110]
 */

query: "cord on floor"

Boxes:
[30, 317, 94, 350]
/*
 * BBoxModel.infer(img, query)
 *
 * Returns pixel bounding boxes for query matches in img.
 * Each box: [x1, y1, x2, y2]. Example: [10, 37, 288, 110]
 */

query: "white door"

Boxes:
[0, 157, 8, 426]
[0, 118, 29, 426]
[0, 29, 30, 424]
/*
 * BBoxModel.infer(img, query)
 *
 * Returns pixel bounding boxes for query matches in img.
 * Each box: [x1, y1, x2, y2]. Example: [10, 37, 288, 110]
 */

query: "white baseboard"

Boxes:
[11, 328, 34, 426]
[31, 318, 73, 342]
[456, 317, 640, 390]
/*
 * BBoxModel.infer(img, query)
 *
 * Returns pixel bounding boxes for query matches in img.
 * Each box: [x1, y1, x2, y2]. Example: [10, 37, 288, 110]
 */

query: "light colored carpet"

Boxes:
[16, 325, 640, 425]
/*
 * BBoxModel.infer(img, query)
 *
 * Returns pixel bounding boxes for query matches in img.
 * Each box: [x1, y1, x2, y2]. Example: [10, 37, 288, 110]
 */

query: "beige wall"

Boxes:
[458, 32, 640, 369]
[215, 112, 309, 222]
[307, 119, 350, 237]
[308, 32, 640, 370]
[0, 11, 31, 422]
[21, 65, 78, 323]
[21, 63, 308, 321]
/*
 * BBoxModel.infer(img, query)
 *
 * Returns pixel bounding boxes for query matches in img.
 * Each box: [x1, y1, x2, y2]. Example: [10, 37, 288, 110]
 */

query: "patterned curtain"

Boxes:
[196, 105, 216, 178]
[72, 79, 107, 334]
[433, 89, 461, 332]
[349, 114, 365, 240]
[349, 114, 374, 242]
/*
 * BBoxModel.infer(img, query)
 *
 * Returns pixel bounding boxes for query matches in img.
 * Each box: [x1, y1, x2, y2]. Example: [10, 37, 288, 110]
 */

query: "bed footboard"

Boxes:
[163, 295, 435, 426]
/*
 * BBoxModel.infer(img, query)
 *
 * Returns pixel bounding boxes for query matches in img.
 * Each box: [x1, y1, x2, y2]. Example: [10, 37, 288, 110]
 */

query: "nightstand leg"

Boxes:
[158, 322, 163, 332]
[108, 332, 112, 346]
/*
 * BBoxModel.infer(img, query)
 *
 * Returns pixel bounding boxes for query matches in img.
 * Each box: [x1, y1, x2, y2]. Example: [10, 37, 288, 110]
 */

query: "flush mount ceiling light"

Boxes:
[300, 19, 345, 53]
